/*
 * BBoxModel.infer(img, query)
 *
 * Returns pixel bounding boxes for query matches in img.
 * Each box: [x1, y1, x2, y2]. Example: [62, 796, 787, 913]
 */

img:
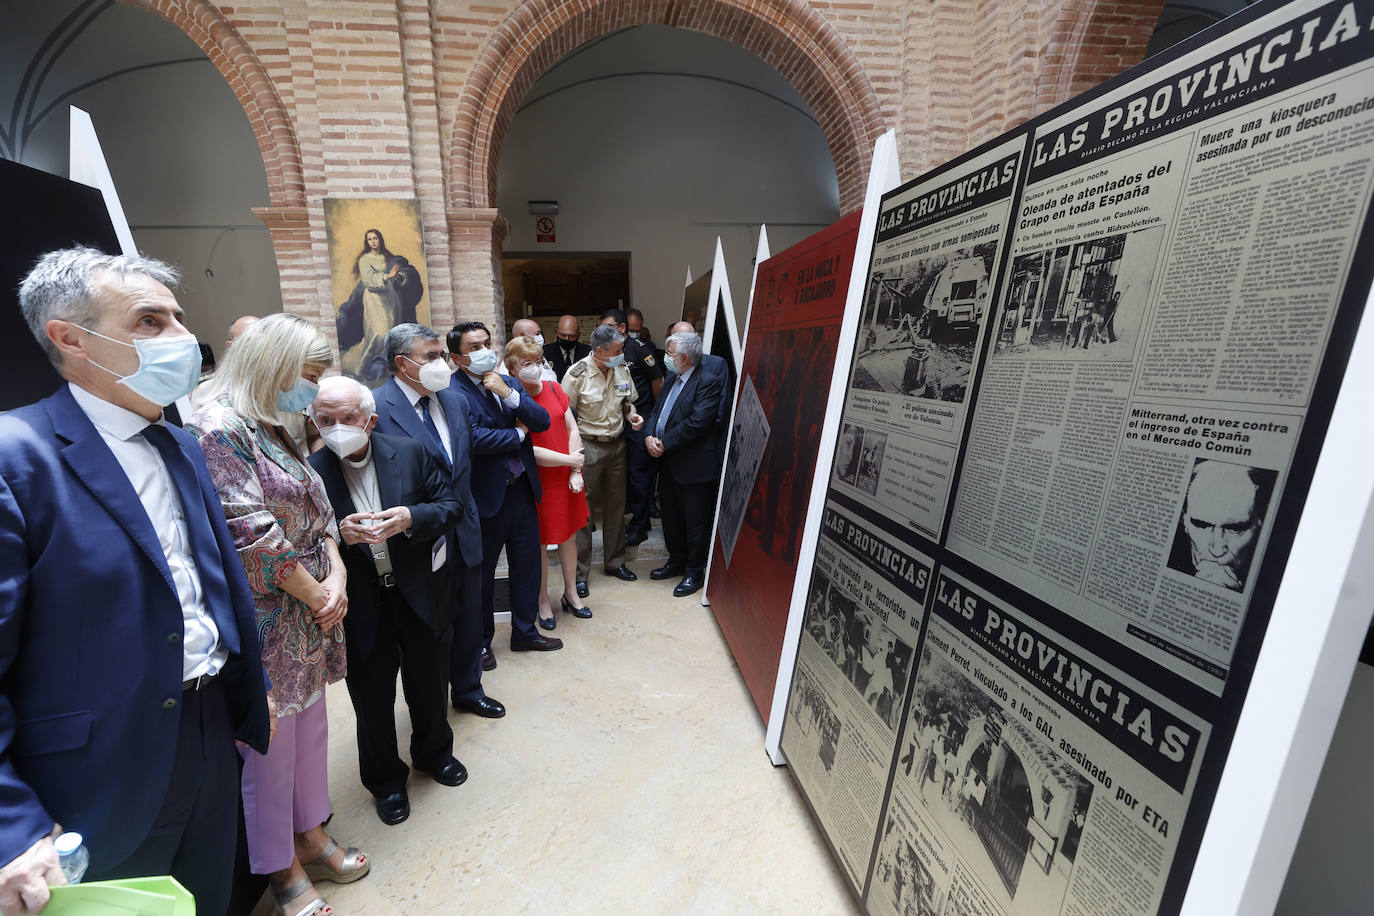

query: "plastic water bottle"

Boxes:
[53, 832, 89, 885]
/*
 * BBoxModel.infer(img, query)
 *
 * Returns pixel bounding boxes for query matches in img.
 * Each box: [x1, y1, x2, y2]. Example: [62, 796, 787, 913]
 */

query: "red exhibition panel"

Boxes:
[709, 211, 862, 722]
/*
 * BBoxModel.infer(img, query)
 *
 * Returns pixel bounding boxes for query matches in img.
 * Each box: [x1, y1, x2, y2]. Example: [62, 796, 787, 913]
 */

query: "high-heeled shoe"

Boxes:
[561, 595, 593, 619]
[538, 612, 557, 631]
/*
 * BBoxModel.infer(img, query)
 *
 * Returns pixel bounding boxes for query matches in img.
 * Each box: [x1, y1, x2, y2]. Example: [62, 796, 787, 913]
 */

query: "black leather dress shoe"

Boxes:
[651, 563, 685, 580]
[606, 564, 637, 581]
[649, 501, 661, 519]
[426, 757, 468, 787]
[453, 696, 506, 718]
[673, 575, 703, 598]
[376, 791, 410, 825]
[511, 632, 564, 651]
[481, 647, 497, 671]
[576, 580, 589, 599]
[625, 530, 647, 546]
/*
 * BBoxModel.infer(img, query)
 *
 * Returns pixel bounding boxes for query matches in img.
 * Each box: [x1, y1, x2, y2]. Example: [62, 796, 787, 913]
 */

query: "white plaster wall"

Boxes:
[496, 25, 842, 338]
[4, 1, 281, 359]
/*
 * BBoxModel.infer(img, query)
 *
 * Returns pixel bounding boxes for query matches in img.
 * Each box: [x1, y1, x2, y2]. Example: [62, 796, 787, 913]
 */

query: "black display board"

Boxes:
[779, 1, 1374, 913]
[0, 158, 121, 410]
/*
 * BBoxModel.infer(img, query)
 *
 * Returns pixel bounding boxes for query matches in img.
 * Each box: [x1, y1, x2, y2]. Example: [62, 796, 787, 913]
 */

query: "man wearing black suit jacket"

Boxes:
[309, 377, 467, 826]
[545, 313, 591, 382]
[372, 324, 505, 715]
[447, 321, 561, 653]
[646, 330, 727, 597]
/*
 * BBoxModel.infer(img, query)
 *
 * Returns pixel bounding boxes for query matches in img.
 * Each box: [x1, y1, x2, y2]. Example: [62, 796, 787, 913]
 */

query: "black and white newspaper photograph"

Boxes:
[782, 502, 935, 891]
[948, 0, 1374, 692]
[717, 375, 771, 566]
[869, 569, 1208, 916]
[829, 137, 1026, 541]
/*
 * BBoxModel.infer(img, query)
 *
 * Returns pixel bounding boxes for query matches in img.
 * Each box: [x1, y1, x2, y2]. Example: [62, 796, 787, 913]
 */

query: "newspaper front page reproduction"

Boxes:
[779, 1, 1374, 912]
[829, 138, 1025, 541]
[947, 0, 1374, 692]
[782, 502, 934, 887]
[869, 570, 1207, 916]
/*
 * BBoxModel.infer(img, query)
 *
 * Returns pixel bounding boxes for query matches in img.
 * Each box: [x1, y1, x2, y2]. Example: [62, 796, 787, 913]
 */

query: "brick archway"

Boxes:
[127, 0, 305, 210]
[451, 0, 888, 216]
[1038, 0, 1168, 113]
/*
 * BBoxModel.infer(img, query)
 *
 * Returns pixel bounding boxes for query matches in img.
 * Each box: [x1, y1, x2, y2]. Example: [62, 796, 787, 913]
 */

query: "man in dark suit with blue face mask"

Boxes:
[447, 321, 562, 655]
[0, 248, 269, 915]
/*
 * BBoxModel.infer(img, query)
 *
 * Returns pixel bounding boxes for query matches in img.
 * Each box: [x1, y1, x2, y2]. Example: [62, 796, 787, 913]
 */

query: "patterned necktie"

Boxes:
[141, 424, 239, 654]
[417, 396, 451, 467]
[491, 389, 525, 481]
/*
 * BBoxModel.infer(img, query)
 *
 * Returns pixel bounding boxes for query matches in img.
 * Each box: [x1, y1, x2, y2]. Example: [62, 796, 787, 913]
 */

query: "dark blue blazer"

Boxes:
[0, 385, 268, 873]
[449, 370, 550, 518]
[309, 434, 460, 660]
[373, 377, 483, 569]
[648, 354, 728, 485]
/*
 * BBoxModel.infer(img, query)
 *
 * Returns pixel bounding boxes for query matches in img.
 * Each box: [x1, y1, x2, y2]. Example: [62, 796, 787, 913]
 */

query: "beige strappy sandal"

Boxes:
[303, 836, 371, 885]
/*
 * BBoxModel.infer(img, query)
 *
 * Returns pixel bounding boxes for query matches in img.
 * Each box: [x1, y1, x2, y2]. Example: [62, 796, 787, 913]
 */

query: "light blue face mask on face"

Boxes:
[76, 325, 203, 407]
[466, 348, 499, 375]
[277, 377, 319, 413]
[605, 353, 626, 368]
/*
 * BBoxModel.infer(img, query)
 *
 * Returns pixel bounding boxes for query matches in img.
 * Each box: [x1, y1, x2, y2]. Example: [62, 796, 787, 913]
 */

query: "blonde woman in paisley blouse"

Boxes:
[188, 314, 367, 916]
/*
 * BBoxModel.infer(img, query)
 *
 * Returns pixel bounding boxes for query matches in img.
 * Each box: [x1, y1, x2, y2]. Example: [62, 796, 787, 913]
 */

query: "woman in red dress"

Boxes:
[504, 337, 591, 628]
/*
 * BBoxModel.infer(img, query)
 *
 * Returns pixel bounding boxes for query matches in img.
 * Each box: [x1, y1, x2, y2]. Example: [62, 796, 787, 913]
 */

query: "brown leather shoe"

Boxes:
[511, 633, 564, 651]
[480, 647, 497, 670]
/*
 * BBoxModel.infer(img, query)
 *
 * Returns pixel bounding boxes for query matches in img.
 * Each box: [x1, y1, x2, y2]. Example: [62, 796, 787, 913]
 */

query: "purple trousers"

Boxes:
[239, 695, 332, 874]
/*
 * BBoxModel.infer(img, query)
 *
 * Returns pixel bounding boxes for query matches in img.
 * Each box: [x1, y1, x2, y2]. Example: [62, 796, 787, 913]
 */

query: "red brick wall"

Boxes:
[126, 0, 1164, 340]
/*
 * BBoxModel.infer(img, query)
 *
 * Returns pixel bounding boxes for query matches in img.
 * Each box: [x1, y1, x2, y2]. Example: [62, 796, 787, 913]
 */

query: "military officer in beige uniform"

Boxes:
[562, 322, 644, 596]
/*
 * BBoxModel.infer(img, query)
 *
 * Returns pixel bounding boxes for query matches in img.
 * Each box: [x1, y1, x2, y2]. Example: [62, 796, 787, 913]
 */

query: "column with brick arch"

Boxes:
[446, 209, 509, 336]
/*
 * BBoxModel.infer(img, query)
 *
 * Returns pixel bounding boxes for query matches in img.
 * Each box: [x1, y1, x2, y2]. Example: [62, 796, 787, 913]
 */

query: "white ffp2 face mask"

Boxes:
[321, 423, 370, 458]
[403, 355, 452, 392]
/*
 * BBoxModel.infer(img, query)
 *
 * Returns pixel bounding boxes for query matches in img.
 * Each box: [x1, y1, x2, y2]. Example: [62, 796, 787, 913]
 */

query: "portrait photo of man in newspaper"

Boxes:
[1166, 458, 1277, 592]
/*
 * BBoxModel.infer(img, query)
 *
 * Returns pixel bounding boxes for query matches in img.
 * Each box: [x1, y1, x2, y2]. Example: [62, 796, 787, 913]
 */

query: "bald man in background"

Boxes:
[545, 314, 590, 382]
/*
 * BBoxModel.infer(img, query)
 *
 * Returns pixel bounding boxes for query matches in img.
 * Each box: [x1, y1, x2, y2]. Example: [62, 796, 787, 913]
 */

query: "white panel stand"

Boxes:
[701, 238, 744, 607]
[1182, 281, 1374, 914]
[763, 130, 901, 765]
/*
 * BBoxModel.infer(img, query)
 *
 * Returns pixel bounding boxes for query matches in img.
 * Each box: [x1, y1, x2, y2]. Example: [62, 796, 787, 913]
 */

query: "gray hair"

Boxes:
[207, 313, 332, 426]
[667, 331, 703, 367]
[18, 247, 180, 367]
[385, 323, 440, 373]
[590, 324, 623, 350]
[311, 375, 375, 420]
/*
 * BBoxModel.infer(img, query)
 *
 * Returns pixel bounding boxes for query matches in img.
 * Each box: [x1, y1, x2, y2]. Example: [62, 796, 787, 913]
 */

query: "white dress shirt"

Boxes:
[69, 383, 226, 679]
[397, 377, 454, 461]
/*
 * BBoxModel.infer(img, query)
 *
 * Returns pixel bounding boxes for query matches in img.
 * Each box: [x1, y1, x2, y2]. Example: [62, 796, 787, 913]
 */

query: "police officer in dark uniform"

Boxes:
[600, 308, 663, 545]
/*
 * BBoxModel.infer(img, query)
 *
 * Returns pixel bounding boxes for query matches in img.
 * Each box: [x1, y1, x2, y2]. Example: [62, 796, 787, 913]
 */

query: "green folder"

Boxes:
[46, 876, 194, 915]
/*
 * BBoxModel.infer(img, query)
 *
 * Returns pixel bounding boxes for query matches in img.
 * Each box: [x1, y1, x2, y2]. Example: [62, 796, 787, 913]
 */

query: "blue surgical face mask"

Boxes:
[277, 377, 319, 413]
[466, 347, 499, 375]
[76, 325, 202, 407]
[605, 353, 626, 368]
[664, 353, 679, 377]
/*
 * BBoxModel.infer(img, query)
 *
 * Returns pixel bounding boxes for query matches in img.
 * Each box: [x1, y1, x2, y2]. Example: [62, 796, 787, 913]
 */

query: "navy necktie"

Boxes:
[141, 424, 240, 654]
[418, 396, 452, 468]
[492, 389, 525, 481]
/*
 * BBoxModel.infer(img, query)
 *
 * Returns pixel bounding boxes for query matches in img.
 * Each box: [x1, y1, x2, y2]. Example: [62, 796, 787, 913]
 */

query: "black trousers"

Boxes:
[479, 479, 541, 643]
[660, 471, 714, 575]
[447, 561, 485, 705]
[345, 586, 454, 797]
[624, 424, 656, 535]
[87, 680, 238, 916]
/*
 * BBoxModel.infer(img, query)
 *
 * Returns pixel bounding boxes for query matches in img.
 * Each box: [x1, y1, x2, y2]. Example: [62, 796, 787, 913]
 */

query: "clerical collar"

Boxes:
[344, 444, 373, 469]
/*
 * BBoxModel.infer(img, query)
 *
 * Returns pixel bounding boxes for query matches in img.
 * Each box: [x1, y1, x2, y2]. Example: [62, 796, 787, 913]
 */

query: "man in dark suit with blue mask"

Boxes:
[372, 323, 506, 714]
[0, 248, 270, 915]
[447, 321, 562, 654]
[645, 328, 728, 598]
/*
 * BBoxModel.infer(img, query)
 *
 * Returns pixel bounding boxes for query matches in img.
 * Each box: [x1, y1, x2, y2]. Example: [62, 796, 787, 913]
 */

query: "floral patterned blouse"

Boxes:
[187, 396, 345, 715]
